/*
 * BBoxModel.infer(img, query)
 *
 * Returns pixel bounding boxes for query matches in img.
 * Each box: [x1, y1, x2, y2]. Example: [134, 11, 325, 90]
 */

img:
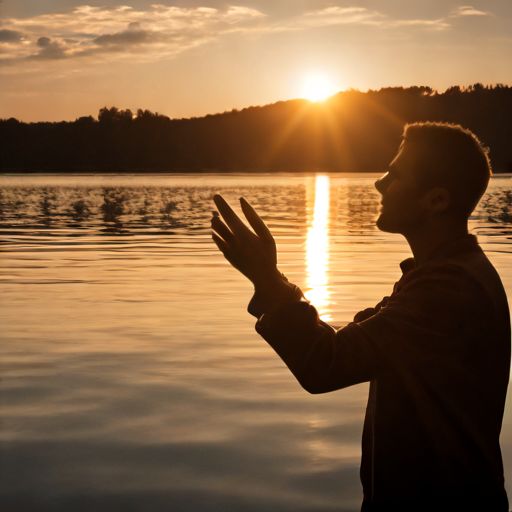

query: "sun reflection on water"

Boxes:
[305, 175, 331, 321]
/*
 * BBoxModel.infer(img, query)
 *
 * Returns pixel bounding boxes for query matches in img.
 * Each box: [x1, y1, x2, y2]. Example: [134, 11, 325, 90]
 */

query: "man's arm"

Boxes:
[210, 196, 504, 397]
[210, 194, 382, 391]
[250, 263, 498, 394]
[253, 299, 381, 393]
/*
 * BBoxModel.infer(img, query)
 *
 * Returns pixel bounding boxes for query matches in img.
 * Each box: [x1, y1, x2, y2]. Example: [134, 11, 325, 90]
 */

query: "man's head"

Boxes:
[375, 122, 491, 235]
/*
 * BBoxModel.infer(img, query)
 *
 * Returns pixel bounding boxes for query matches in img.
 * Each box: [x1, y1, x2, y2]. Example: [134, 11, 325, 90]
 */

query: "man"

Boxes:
[211, 122, 511, 511]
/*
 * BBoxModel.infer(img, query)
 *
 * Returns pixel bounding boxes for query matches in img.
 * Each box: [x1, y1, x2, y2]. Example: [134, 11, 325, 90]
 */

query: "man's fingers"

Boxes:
[212, 232, 230, 256]
[213, 194, 250, 237]
[354, 308, 377, 323]
[211, 215, 236, 243]
[240, 197, 274, 242]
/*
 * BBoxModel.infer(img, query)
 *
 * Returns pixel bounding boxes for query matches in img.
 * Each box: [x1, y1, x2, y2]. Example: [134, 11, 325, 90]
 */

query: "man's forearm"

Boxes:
[248, 272, 302, 318]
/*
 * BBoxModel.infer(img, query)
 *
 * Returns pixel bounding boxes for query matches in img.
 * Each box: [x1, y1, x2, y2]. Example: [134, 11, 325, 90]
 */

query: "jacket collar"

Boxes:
[399, 234, 481, 276]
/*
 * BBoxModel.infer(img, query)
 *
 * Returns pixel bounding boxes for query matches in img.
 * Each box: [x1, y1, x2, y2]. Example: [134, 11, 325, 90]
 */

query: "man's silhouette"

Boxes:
[211, 122, 511, 511]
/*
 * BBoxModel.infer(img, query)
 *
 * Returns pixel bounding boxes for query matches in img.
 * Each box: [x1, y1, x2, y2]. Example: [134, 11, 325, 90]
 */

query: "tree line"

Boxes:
[1, 84, 511, 173]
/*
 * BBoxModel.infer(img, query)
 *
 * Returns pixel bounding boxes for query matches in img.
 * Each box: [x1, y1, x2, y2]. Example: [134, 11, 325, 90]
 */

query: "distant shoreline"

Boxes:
[1, 168, 511, 176]
[0, 167, 388, 174]
[3, 87, 512, 175]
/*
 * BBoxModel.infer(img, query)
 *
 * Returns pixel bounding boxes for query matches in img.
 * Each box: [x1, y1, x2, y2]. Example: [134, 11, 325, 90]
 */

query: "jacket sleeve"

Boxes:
[254, 264, 494, 394]
[255, 299, 383, 393]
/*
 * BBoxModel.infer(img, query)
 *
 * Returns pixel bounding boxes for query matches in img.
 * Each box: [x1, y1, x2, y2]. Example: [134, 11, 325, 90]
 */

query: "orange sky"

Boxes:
[1, 1, 511, 122]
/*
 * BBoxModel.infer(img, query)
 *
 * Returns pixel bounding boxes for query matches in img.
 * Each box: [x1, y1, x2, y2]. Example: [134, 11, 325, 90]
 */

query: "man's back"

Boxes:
[357, 235, 510, 510]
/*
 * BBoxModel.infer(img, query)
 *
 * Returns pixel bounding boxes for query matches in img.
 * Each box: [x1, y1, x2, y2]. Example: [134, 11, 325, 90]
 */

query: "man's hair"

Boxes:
[401, 122, 491, 219]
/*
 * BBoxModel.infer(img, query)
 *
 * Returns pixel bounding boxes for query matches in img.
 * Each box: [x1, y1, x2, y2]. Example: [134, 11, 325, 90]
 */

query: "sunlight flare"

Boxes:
[305, 175, 331, 321]
[302, 75, 333, 102]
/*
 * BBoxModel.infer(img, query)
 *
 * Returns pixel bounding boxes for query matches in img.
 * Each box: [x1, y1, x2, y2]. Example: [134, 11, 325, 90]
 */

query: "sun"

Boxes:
[302, 75, 333, 102]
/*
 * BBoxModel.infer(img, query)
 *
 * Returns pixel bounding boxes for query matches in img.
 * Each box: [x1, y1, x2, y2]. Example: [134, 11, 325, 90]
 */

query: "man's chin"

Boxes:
[376, 213, 399, 234]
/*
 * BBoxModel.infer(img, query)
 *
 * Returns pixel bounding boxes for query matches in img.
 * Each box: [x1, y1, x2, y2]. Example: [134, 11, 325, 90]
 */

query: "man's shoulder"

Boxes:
[395, 250, 509, 327]
[403, 242, 496, 290]
[396, 262, 486, 311]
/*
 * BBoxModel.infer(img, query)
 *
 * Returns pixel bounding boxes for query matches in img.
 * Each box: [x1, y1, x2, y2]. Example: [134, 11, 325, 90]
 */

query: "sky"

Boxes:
[1, 0, 511, 122]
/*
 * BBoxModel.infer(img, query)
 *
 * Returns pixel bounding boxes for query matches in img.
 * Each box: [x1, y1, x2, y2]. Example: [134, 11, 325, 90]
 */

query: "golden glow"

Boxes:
[302, 75, 333, 102]
[305, 175, 331, 321]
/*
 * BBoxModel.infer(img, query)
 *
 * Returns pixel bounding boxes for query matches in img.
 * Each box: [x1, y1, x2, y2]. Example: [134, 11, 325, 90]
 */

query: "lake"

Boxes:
[1, 173, 511, 512]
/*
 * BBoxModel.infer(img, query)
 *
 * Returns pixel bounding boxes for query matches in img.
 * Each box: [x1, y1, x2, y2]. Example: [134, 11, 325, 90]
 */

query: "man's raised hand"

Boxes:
[211, 194, 281, 288]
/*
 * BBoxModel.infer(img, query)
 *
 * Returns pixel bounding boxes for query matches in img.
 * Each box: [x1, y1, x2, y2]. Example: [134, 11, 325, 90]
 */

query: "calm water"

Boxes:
[1, 173, 511, 512]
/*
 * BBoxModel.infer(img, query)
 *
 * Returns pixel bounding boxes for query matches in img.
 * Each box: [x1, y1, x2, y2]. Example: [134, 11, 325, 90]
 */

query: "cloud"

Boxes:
[0, 29, 23, 42]
[37, 37, 51, 47]
[93, 28, 152, 47]
[0, 4, 494, 68]
[451, 6, 491, 17]
[388, 18, 451, 29]
[282, 6, 453, 33]
[0, 5, 267, 65]
[30, 36, 67, 60]
[295, 7, 384, 28]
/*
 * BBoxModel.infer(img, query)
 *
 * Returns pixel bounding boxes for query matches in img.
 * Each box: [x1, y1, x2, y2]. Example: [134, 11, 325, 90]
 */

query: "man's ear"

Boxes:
[424, 187, 451, 213]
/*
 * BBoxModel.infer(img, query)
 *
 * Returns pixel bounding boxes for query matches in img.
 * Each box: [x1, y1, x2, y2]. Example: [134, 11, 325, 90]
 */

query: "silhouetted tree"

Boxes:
[1, 85, 512, 173]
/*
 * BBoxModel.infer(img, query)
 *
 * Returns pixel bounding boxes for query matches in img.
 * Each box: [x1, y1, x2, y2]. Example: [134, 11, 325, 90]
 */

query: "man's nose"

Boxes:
[375, 173, 388, 194]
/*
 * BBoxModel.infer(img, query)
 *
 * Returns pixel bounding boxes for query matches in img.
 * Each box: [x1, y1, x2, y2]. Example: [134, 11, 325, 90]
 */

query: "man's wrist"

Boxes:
[252, 266, 287, 294]
[249, 270, 301, 318]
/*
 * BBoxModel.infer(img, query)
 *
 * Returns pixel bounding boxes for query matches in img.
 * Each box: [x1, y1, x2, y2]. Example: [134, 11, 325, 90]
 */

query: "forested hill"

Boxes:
[1, 84, 512, 173]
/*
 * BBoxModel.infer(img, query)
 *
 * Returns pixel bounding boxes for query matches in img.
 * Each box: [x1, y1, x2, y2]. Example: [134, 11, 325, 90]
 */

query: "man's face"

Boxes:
[374, 142, 428, 235]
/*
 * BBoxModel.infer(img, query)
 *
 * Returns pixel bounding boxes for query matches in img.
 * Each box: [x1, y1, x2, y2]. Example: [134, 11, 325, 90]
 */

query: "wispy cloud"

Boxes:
[451, 6, 492, 17]
[387, 18, 451, 29]
[0, 4, 494, 68]
[28, 36, 67, 60]
[93, 23, 153, 47]
[287, 6, 453, 32]
[0, 5, 267, 66]
[293, 7, 384, 28]
[0, 29, 23, 43]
